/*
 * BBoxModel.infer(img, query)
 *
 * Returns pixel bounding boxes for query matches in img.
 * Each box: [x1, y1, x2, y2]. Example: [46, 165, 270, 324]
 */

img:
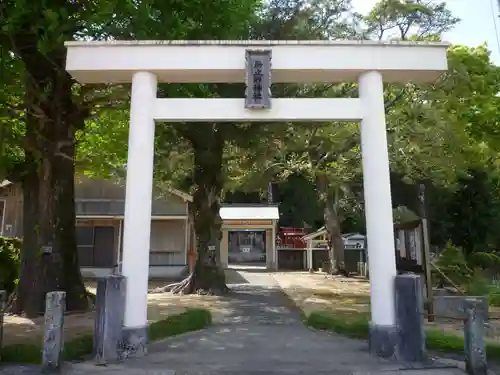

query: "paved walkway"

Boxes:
[1, 269, 477, 374]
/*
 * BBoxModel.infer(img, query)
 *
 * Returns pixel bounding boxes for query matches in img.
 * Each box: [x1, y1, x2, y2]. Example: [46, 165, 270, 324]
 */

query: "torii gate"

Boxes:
[64, 40, 448, 358]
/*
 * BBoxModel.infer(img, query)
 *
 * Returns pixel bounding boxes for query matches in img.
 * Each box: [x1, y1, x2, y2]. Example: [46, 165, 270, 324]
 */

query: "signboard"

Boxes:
[343, 235, 366, 251]
[245, 50, 272, 109]
[42, 244, 53, 254]
[224, 220, 273, 226]
[241, 247, 251, 253]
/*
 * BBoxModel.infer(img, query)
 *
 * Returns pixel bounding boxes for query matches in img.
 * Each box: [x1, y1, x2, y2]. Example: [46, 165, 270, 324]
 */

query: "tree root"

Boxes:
[149, 273, 194, 295]
[149, 267, 230, 296]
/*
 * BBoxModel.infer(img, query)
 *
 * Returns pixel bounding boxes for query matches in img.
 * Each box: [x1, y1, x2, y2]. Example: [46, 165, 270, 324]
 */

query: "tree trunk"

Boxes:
[10, 50, 88, 316]
[11, 151, 42, 316]
[317, 175, 347, 276]
[187, 125, 228, 294]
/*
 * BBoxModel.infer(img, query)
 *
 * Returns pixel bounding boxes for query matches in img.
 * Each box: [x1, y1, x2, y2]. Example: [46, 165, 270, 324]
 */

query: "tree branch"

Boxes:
[385, 87, 407, 110]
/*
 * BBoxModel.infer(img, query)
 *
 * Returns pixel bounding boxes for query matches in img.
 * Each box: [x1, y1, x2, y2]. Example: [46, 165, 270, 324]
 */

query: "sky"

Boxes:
[351, 0, 500, 64]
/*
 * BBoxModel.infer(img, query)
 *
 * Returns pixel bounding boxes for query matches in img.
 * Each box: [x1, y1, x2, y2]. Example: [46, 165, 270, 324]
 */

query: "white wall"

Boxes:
[80, 266, 186, 279]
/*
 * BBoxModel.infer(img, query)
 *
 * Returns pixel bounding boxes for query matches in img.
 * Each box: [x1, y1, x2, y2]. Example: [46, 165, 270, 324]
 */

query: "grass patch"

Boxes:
[0, 308, 212, 364]
[306, 311, 369, 339]
[148, 308, 212, 341]
[306, 310, 500, 359]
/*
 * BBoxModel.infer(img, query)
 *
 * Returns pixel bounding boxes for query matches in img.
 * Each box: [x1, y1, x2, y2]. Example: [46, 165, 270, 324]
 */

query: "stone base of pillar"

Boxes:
[395, 274, 426, 363]
[94, 275, 126, 364]
[369, 323, 399, 359]
[119, 326, 148, 360]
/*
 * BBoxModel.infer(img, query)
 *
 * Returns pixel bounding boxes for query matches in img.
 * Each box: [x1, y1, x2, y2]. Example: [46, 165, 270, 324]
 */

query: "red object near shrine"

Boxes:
[277, 227, 307, 250]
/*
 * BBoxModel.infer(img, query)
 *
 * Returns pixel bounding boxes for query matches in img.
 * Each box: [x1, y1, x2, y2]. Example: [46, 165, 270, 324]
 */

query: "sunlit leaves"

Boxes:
[364, 0, 459, 40]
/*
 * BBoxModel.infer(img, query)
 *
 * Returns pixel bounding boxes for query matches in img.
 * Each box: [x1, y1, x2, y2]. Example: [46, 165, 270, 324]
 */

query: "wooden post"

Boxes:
[417, 184, 434, 322]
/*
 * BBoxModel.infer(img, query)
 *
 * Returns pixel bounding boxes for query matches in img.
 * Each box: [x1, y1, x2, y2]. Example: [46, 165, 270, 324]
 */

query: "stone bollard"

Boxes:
[94, 275, 126, 364]
[395, 274, 426, 362]
[464, 298, 487, 375]
[42, 291, 66, 373]
[0, 290, 5, 354]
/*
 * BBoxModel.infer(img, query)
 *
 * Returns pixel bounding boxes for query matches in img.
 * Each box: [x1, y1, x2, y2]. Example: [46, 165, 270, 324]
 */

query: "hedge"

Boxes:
[0, 308, 212, 364]
[0, 236, 21, 296]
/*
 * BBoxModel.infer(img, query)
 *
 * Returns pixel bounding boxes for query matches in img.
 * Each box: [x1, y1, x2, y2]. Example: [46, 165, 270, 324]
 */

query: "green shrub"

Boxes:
[306, 310, 500, 359]
[465, 268, 491, 296]
[0, 236, 21, 295]
[0, 308, 212, 364]
[432, 242, 472, 288]
[488, 281, 500, 306]
[148, 308, 212, 341]
[306, 311, 369, 339]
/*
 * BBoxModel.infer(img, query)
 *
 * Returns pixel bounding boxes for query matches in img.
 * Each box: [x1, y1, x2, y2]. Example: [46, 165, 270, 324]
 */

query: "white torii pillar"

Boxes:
[120, 71, 158, 355]
[359, 71, 398, 356]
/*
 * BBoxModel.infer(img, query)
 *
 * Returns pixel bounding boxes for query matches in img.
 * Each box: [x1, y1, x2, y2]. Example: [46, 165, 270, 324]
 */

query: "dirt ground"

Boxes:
[2, 281, 235, 346]
[6, 272, 500, 347]
[272, 271, 500, 342]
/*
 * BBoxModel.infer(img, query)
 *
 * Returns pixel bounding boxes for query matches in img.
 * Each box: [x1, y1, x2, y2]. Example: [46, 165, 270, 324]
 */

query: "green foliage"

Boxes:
[276, 174, 323, 229]
[445, 168, 500, 255]
[464, 269, 491, 296]
[0, 309, 212, 364]
[306, 311, 369, 339]
[433, 242, 472, 288]
[392, 206, 419, 224]
[488, 281, 500, 307]
[469, 252, 500, 269]
[433, 242, 500, 300]
[0, 236, 21, 295]
[148, 308, 212, 341]
[365, 0, 459, 40]
[307, 310, 500, 359]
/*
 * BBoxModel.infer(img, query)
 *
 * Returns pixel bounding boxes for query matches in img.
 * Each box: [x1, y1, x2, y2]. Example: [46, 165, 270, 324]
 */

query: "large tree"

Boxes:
[0, 0, 262, 313]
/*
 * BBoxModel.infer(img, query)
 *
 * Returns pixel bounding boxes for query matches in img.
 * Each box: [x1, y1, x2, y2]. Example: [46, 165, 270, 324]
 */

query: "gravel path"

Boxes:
[1, 268, 473, 375]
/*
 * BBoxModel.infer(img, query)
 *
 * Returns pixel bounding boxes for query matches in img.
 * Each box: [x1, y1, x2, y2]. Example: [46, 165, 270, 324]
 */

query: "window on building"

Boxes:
[76, 224, 116, 268]
[76, 226, 95, 266]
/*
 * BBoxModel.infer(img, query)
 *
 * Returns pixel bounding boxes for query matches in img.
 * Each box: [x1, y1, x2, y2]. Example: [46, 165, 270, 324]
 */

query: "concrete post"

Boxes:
[464, 298, 487, 375]
[307, 240, 313, 272]
[359, 70, 398, 358]
[271, 223, 277, 270]
[42, 291, 66, 372]
[220, 229, 229, 268]
[121, 71, 157, 356]
[395, 274, 426, 362]
[94, 275, 126, 364]
[0, 290, 5, 353]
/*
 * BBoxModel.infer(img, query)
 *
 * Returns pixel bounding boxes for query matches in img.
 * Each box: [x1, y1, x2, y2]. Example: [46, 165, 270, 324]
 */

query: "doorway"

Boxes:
[228, 230, 266, 265]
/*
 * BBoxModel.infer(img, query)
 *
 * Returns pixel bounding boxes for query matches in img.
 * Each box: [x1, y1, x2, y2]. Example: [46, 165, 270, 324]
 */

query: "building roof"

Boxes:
[342, 233, 366, 240]
[303, 226, 327, 240]
[0, 179, 192, 202]
[219, 204, 279, 220]
[303, 228, 367, 241]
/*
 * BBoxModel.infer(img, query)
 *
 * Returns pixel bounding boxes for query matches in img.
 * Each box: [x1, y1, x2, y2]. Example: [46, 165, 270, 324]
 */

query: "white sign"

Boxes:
[344, 239, 365, 251]
[241, 247, 251, 253]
